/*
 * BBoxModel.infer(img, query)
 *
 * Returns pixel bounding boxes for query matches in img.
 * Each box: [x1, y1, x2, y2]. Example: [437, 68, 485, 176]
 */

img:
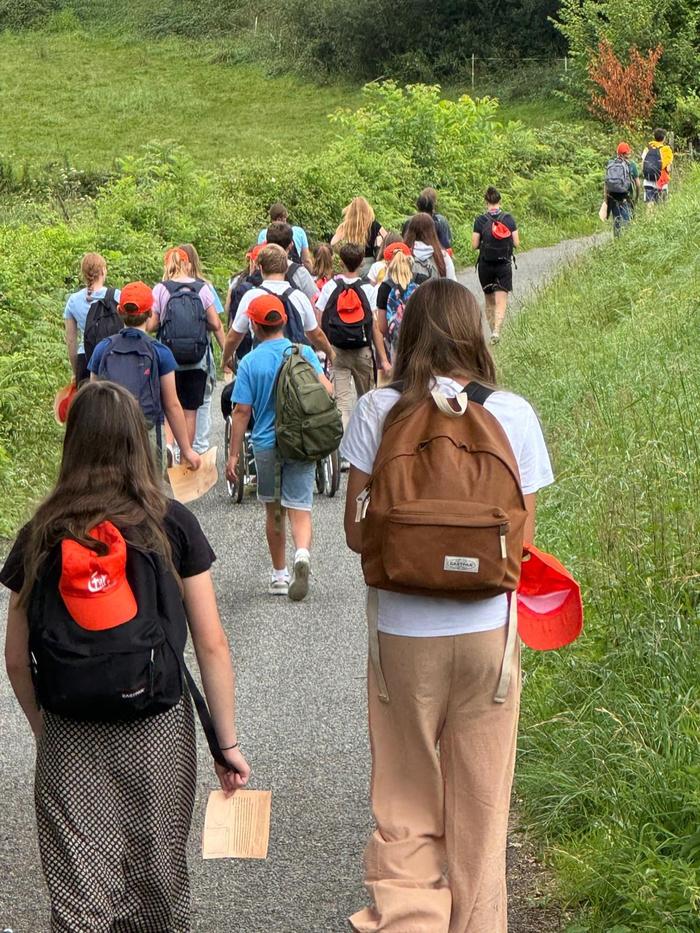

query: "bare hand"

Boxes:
[225, 455, 239, 484]
[183, 449, 202, 471]
[381, 361, 392, 376]
[215, 746, 251, 796]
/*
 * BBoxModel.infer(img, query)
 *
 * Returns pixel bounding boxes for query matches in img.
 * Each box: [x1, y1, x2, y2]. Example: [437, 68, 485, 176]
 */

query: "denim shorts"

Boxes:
[253, 446, 315, 511]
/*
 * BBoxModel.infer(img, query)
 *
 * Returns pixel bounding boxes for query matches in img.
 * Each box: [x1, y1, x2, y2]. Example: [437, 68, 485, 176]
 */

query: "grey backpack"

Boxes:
[605, 158, 632, 195]
[412, 254, 439, 285]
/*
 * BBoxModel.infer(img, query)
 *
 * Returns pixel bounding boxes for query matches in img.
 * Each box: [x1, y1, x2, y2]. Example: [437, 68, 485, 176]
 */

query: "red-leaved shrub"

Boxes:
[588, 40, 663, 128]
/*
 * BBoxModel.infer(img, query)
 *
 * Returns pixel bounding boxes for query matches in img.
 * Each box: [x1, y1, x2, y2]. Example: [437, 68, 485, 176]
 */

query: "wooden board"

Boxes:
[168, 446, 218, 503]
[202, 789, 272, 860]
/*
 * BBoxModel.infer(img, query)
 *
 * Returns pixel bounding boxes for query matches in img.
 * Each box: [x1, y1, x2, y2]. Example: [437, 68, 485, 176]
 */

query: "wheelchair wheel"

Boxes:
[235, 435, 246, 503]
[315, 458, 326, 494]
[323, 449, 341, 498]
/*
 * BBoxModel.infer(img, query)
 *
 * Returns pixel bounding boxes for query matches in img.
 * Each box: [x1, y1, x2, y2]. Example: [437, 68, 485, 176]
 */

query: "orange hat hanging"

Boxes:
[517, 544, 583, 650]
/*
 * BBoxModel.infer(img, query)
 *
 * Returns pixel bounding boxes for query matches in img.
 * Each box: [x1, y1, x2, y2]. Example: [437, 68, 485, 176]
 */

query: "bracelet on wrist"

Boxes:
[220, 742, 239, 751]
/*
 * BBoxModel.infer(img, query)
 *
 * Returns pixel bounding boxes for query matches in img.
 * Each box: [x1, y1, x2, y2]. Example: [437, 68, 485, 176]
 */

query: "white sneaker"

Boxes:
[268, 576, 289, 596]
[288, 555, 310, 602]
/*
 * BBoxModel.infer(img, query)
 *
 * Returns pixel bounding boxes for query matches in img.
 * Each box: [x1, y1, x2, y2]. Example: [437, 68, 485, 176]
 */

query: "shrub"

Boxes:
[588, 40, 663, 129]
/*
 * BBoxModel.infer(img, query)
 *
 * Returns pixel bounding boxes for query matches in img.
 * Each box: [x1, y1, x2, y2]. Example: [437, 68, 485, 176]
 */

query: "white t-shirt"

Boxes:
[316, 275, 378, 314]
[232, 280, 317, 335]
[340, 377, 554, 637]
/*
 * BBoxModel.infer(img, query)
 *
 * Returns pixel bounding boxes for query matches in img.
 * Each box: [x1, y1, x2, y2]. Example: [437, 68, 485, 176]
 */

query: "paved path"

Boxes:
[0, 234, 601, 932]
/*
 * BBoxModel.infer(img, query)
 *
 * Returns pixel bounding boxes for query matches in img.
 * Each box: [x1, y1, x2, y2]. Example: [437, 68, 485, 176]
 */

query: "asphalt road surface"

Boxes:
[0, 235, 602, 932]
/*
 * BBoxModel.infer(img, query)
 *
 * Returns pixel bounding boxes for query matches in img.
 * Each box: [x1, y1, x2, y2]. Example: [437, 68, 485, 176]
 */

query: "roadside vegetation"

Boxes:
[501, 165, 700, 932]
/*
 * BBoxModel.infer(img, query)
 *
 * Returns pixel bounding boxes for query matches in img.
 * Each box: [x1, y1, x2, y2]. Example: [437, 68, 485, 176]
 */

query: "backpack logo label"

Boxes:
[444, 556, 480, 573]
[87, 571, 111, 593]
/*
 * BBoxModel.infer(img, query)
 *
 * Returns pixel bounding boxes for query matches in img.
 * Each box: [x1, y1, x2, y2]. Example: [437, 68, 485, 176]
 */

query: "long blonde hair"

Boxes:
[388, 279, 496, 428]
[80, 253, 107, 297]
[163, 247, 191, 281]
[387, 252, 413, 290]
[338, 196, 375, 247]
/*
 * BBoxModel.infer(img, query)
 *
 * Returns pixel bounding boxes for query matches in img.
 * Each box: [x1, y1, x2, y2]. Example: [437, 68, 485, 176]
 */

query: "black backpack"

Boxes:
[259, 285, 309, 344]
[158, 279, 208, 365]
[478, 211, 514, 263]
[96, 330, 162, 428]
[643, 146, 663, 182]
[321, 280, 373, 350]
[285, 261, 303, 290]
[27, 544, 233, 769]
[83, 288, 121, 364]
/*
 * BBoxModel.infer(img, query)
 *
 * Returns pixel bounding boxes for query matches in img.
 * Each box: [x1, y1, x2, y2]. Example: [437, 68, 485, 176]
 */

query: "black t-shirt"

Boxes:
[365, 220, 383, 258]
[377, 279, 393, 312]
[0, 500, 215, 594]
[402, 213, 452, 249]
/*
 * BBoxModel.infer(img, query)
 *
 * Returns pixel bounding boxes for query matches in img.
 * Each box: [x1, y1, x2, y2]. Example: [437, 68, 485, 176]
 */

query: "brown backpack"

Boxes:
[359, 383, 527, 600]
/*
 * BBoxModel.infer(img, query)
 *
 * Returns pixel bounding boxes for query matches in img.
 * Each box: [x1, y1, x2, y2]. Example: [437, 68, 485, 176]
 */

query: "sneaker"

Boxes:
[490, 332, 501, 345]
[268, 578, 289, 596]
[288, 555, 310, 602]
[340, 458, 350, 472]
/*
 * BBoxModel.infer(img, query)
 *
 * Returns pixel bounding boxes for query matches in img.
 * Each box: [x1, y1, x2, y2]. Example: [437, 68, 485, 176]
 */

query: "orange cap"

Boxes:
[118, 281, 154, 317]
[165, 247, 189, 265]
[247, 293, 287, 326]
[246, 242, 266, 262]
[53, 382, 78, 425]
[617, 141, 631, 155]
[59, 522, 137, 631]
[383, 242, 411, 262]
[517, 544, 583, 650]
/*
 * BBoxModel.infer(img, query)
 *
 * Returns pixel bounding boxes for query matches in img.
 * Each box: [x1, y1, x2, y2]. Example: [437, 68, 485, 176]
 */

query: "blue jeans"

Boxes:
[609, 198, 632, 237]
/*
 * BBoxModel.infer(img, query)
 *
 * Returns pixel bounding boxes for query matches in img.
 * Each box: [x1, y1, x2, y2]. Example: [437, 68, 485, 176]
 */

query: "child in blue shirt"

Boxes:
[226, 294, 333, 601]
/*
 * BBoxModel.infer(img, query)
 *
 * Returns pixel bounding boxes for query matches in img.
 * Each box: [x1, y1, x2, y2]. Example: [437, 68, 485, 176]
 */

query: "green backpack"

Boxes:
[275, 345, 343, 461]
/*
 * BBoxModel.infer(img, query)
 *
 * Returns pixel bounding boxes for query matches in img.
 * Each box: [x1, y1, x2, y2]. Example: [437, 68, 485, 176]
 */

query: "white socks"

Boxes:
[272, 566, 289, 582]
[294, 548, 310, 564]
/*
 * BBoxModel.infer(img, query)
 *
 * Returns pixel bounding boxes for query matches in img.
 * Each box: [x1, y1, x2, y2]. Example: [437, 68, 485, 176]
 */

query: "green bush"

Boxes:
[500, 165, 700, 931]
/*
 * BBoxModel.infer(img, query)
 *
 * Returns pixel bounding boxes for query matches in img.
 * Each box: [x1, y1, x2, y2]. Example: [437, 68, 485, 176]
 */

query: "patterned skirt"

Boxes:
[35, 695, 197, 933]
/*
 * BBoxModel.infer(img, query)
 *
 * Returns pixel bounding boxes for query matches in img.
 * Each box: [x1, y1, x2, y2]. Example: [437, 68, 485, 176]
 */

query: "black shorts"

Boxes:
[175, 369, 207, 411]
[478, 259, 513, 294]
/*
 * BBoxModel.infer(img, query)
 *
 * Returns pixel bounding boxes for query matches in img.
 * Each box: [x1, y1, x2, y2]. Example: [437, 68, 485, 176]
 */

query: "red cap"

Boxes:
[246, 243, 266, 262]
[247, 293, 287, 326]
[617, 142, 631, 155]
[59, 522, 137, 631]
[53, 382, 78, 425]
[383, 242, 411, 262]
[165, 247, 189, 265]
[517, 544, 583, 650]
[118, 281, 154, 317]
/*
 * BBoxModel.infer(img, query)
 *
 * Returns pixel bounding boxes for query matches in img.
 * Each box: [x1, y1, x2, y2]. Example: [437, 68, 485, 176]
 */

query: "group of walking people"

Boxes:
[603, 127, 674, 236]
[3, 184, 549, 933]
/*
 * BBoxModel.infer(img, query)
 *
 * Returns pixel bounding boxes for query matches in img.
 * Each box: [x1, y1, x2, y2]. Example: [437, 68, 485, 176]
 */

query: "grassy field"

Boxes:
[500, 167, 700, 931]
[0, 31, 359, 169]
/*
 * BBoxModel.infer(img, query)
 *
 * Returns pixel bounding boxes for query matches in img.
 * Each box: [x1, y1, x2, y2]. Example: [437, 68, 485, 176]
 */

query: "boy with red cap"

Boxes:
[88, 281, 201, 471]
[604, 142, 640, 237]
[226, 294, 333, 600]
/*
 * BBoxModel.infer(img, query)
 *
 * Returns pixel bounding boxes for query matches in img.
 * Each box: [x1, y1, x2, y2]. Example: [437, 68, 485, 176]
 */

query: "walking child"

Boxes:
[225, 294, 336, 601]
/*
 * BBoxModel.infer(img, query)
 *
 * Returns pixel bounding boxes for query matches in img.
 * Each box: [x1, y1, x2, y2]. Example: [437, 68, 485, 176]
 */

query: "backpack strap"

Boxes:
[464, 382, 495, 406]
[150, 553, 238, 773]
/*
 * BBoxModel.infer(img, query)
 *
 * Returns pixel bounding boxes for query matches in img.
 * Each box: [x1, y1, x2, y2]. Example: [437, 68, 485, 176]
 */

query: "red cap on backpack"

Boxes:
[59, 522, 137, 631]
[118, 281, 154, 317]
[516, 544, 583, 650]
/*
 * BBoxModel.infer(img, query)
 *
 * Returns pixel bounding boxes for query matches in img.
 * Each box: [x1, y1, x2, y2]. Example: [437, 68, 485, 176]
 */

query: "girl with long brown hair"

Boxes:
[404, 212, 457, 281]
[2, 381, 249, 932]
[341, 279, 553, 933]
[63, 252, 121, 384]
[331, 196, 387, 272]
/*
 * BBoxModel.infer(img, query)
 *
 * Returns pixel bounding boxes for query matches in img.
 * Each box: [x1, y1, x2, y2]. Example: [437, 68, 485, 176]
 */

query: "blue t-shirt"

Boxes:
[257, 225, 309, 258]
[63, 286, 122, 355]
[232, 338, 323, 450]
[88, 328, 177, 424]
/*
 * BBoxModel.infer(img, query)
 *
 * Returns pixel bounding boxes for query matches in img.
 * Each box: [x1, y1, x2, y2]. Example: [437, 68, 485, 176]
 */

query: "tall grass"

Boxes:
[500, 167, 700, 931]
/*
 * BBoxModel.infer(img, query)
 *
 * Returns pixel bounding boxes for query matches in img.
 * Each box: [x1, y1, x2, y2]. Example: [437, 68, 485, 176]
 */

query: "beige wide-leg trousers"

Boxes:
[350, 625, 521, 933]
